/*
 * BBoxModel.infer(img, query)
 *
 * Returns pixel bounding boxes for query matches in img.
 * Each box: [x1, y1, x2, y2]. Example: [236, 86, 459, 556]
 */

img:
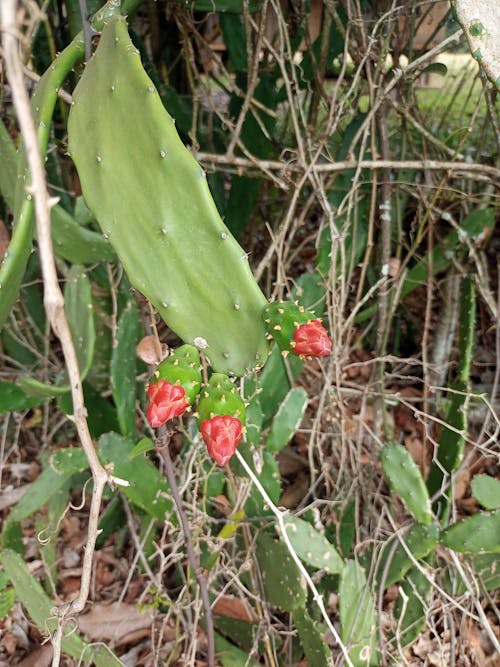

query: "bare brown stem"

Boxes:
[1, 4, 127, 664]
[156, 428, 215, 667]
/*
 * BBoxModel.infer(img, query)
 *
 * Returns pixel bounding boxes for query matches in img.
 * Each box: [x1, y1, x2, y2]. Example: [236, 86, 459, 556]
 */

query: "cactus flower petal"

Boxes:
[292, 319, 332, 357]
[147, 379, 189, 428]
[201, 415, 243, 466]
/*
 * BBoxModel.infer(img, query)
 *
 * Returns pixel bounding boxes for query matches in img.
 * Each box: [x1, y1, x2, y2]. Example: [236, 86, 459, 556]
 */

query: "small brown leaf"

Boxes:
[212, 595, 258, 622]
[77, 602, 156, 646]
[136, 335, 168, 365]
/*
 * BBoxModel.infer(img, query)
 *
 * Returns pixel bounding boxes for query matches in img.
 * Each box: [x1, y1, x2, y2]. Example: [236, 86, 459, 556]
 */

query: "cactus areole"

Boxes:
[68, 16, 269, 376]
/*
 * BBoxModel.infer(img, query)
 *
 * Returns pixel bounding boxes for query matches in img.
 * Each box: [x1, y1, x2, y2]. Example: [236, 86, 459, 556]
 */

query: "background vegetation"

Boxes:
[0, 0, 499, 665]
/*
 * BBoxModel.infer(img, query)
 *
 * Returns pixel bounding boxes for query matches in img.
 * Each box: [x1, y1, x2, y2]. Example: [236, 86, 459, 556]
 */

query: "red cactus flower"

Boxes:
[292, 319, 332, 357]
[201, 415, 243, 467]
[147, 379, 189, 428]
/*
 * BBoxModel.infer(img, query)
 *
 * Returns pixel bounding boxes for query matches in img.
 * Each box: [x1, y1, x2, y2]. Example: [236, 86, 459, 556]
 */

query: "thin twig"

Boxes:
[197, 152, 500, 182]
[235, 449, 356, 667]
[156, 428, 215, 667]
[1, 4, 128, 665]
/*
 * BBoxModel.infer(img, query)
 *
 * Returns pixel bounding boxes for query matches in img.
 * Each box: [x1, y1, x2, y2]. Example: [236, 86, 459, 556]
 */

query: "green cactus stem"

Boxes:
[67, 16, 269, 376]
[154, 344, 202, 405]
[441, 509, 500, 553]
[381, 443, 432, 525]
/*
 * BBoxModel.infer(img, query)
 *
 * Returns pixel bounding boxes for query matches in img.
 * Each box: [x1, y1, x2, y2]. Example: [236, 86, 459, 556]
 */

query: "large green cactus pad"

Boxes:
[68, 16, 268, 376]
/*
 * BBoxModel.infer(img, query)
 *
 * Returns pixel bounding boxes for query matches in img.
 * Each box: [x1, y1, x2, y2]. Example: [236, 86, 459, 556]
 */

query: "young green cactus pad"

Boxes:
[441, 509, 500, 553]
[155, 344, 202, 405]
[381, 443, 432, 525]
[67, 16, 269, 376]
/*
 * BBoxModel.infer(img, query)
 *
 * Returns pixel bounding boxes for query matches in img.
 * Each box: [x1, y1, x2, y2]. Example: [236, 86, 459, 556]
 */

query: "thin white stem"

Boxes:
[235, 449, 355, 667]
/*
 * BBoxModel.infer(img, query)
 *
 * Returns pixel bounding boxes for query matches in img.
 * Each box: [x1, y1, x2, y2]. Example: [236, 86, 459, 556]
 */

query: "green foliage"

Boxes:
[381, 444, 432, 525]
[98, 433, 174, 521]
[283, 515, 343, 574]
[266, 387, 308, 452]
[339, 560, 379, 666]
[471, 474, 500, 509]
[427, 275, 476, 502]
[111, 299, 141, 438]
[393, 568, 432, 648]
[294, 607, 331, 667]
[441, 510, 500, 553]
[1, 549, 122, 665]
[255, 530, 306, 612]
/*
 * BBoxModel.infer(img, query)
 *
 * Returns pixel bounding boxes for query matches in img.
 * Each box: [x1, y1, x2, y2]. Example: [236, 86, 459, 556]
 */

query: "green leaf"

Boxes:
[130, 437, 155, 459]
[339, 560, 379, 666]
[381, 444, 432, 524]
[283, 515, 343, 574]
[422, 62, 448, 76]
[0, 382, 44, 413]
[1, 549, 123, 666]
[258, 346, 303, 423]
[214, 632, 260, 667]
[471, 474, 500, 510]
[0, 587, 16, 620]
[378, 522, 439, 588]
[338, 497, 356, 558]
[255, 530, 306, 612]
[65, 265, 96, 379]
[441, 510, 500, 553]
[58, 381, 120, 438]
[5, 450, 89, 529]
[111, 299, 141, 438]
[174, 0, 263, 14]
[295, 607, 331, 667]
[98, 432, 174, 521]
[266, 387, 308, 452]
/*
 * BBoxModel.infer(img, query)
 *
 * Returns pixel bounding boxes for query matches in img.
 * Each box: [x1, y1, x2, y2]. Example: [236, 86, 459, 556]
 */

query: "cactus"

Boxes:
[339, 560, 379, 666]
[67, 16, 269, 376]
[427, 276, 475, 507]
[255, 530, 306, 612]
[197, 373, 246, 424]
[470, 474, 500, 510]
[283, 515, 343, 574]
[441, 509, 500, 553]
[155, 344, 202, 405]
[262, 301, 331, 357]
[381, 443, 432, 525]
[393, 567, 432, 648]
[378, 522, 439, 588]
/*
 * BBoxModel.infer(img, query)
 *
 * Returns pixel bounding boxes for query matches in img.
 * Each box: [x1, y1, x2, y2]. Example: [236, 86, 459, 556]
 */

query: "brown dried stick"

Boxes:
[1, 2, 128, 663]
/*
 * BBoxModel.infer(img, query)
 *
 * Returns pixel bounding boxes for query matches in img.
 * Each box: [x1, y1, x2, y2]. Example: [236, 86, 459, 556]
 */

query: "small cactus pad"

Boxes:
[68, 16, 269, 376]
[197, 373, 246, 425]
[441, 509, 500, 553]
[155, 344, 202, 405]
[262, 301, 315, 353]
[381, 443, 432, 525]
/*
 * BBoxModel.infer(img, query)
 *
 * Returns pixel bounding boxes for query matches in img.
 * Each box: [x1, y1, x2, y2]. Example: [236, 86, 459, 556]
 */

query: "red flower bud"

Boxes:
[292, 319, 332, 357]
[201, 415, 243, 466]
[146, 379, 189, 428]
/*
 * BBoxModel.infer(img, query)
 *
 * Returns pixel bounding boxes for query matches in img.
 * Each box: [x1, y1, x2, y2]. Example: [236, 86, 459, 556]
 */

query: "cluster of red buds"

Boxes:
[145, 302, 331, 467]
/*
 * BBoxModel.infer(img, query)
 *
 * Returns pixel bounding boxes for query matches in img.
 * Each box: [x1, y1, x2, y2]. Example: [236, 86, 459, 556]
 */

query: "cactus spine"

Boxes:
[68, 16, 269, 376]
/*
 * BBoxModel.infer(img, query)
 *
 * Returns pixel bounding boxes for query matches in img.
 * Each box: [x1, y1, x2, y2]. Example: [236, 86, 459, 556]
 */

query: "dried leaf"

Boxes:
[77, 602, 155, 646]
